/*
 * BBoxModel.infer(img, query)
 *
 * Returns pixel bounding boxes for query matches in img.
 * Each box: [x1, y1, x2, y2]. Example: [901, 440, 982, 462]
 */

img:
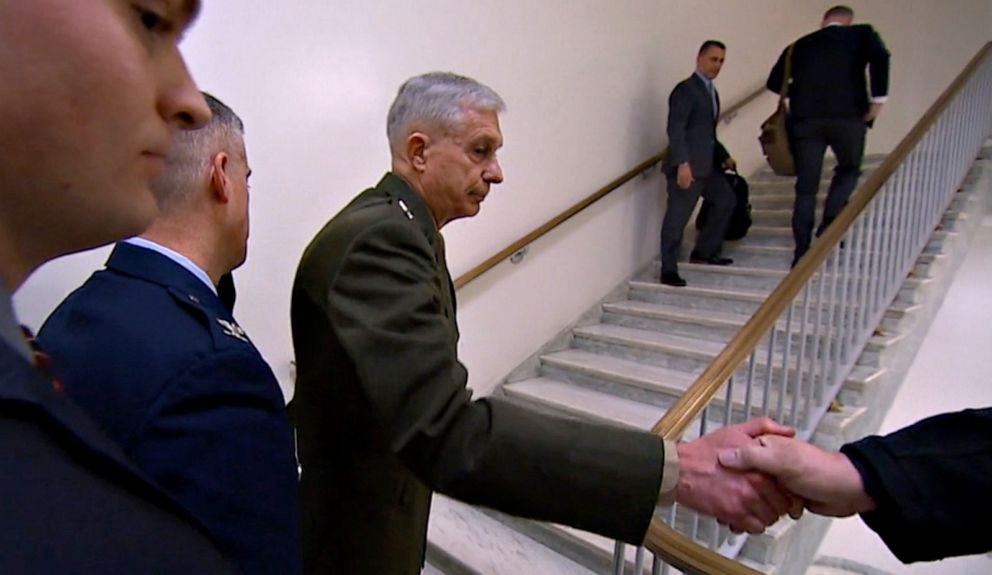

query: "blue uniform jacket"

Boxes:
[0, 338, 236, 574]
[38, 242, 300, 575]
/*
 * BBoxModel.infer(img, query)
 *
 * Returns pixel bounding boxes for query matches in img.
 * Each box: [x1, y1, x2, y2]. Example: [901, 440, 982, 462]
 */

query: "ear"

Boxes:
[208, 152, 232, 204]
[406, 132, 430, 173]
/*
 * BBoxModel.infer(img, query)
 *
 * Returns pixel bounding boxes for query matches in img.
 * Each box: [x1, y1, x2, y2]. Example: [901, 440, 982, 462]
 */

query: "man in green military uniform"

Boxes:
[291, 72, 796, 574]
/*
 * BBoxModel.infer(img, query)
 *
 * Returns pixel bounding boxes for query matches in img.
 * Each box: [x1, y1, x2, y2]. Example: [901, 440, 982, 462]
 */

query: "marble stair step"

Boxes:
[671, 263, 788, 292]
[720, 244, 794, 269]
[503, 376, 668, 432]
[486, 509, 779, 575]
[752, 206, 826, 226]
[426, 495, 598, 575]
[533, 335, 885, 421]
[748, 155, 885, 182]
[628, 279, 769, 315]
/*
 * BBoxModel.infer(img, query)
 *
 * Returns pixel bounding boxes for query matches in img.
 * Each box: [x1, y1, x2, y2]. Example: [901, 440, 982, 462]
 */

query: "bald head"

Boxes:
[823, 5, 854, 26]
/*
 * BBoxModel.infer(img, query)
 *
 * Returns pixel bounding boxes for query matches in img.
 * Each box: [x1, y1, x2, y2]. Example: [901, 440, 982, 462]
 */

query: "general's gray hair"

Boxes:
[151, 92, 245, 214]
[386, 72, 505, 155]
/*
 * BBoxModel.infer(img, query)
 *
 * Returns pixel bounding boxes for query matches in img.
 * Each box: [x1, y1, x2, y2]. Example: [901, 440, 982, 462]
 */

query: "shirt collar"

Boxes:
[124, 237, 217, 294]
[694, 71, 713, 88]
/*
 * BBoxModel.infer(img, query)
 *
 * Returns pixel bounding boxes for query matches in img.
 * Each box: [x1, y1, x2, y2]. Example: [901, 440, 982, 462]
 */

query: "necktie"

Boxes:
[708, 82, 718, 119]
[21, 326, 64, 393]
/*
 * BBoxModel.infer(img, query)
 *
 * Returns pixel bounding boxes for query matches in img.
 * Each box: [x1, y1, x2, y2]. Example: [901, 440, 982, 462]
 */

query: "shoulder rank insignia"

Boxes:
[217, 318, 250, 343]
[397, 199, 415, 220]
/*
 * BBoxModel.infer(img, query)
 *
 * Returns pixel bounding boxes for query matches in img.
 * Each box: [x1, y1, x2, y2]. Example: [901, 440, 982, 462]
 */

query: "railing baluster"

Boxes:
[724, 377, 733, 426]
[776, 304, 795, 422]
[613, 541, 626, 575]
[817, 249, 839, 403]
[792, 282, 813, 426]
[806, 264, 827, 429]
[744, 350, 756, 420]
[762, 330, 776, 416]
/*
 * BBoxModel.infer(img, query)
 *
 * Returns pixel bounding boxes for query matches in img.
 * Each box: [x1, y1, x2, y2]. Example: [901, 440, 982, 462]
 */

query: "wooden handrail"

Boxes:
[646, 40, 992, 573]
[453, 84, 768, 290]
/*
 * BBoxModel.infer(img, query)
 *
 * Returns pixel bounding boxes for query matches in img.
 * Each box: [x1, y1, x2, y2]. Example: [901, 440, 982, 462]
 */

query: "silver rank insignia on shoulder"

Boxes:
[217, 318, 250, 343]
[397, 199, 415, 220]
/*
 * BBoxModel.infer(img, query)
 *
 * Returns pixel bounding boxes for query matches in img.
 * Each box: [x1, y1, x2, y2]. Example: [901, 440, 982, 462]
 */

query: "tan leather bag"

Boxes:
[759, 44, 796, 176]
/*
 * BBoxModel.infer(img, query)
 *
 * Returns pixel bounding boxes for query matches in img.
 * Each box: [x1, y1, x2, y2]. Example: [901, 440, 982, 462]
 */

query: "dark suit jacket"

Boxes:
[291, 172, 665, 575]
[38, 242, 300, 575]
[664, 73, 730, 178]
[767, 24, 890, 121]
[0, 339, 236, 574]
[842, 407, 992, 563]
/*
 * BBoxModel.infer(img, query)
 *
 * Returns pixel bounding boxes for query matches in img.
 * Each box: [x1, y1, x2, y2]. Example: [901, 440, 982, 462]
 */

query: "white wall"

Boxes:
[14, 1, 990, 399]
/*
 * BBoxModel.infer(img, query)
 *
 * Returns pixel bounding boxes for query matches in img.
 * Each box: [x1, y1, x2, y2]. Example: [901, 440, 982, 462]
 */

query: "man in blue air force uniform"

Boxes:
[39, 94, 300, 575]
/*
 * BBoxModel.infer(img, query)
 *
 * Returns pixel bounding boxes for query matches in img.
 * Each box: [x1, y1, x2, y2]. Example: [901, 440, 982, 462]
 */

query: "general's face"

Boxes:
[422, 106, 504, 227]
[697, 46, 726, 80]
[0, 0, 210, 262]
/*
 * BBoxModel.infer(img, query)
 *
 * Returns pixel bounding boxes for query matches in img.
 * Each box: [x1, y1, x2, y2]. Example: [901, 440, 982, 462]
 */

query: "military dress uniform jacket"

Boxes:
[38, 242, 301, 575]
[663, 74, 730, 179]
[291, 173, 665, 575]
[841, 407, 992, 563]
[0, 338, 236, 574]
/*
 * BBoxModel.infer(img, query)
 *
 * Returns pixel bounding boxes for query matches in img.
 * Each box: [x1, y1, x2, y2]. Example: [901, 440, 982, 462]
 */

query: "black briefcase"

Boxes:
[695, 170, 752, 241]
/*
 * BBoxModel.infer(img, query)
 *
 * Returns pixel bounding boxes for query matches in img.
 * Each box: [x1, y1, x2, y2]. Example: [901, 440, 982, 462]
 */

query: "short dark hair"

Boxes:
[698, 40, 726, 56]
[151, 91, 245, 213]
[824, 5, 854, 20]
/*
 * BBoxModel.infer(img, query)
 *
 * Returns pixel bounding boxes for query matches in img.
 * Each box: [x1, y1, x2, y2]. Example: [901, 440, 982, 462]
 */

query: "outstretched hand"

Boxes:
[675, 417, 801, 534]
[718, 435, 876, 518]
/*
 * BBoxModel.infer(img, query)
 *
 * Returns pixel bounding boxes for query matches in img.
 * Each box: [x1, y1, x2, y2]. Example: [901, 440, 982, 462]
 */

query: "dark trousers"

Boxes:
[791, 117, 867, 261]
[660, 173, 734, 274]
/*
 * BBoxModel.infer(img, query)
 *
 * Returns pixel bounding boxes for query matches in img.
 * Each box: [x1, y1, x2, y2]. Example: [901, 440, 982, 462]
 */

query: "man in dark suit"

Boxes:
[660, 40, 738, 287]
[38, 94, 300, 575]
[291, 71, 799, 575]
[0, 1, 238, 572]
[767, 5, 890, 266]
[721, 407, 992, 563]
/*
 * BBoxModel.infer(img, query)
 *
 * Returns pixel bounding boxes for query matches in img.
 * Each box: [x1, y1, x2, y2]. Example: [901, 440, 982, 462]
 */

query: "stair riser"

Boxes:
[572, 336, 713, 373]
[751, 208, 827, 227]
[601, 312, 737, 343]
[648, 262, 788, 289]
[601, 308, 881, 350]
[629, 287, 764, 315]
[679, 269, 785, 292]
[538, 363, 679, 409]
[570, 334, 852, 388]
[717, 249, 793, 270]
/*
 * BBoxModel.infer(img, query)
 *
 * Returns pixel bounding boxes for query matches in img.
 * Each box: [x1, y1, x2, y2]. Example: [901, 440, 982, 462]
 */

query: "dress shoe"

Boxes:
[689, 252, 733, 266]
[660, 272, 687, 287]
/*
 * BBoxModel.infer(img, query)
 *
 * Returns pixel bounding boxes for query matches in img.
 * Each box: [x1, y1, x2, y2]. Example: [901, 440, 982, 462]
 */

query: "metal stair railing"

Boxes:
[613, 41, 992, 575]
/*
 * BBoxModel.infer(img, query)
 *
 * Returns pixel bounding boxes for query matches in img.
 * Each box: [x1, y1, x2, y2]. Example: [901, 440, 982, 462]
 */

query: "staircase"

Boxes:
[425, 148, 992, 575]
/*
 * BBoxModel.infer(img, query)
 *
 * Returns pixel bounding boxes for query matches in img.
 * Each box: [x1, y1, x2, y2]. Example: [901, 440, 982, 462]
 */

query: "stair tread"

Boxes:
[574, 323, 728, 357]
[427, 495, 598, 575]
[680, 262, 788, 278]
[604, 299, 752, 327]
[542, 348, 698, 387]
[505, 376, 666, 431]
[629, 279, 769, 301]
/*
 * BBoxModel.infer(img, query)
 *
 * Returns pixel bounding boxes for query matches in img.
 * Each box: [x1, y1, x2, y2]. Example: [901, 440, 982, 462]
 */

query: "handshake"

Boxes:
[672, 417, 874, 535]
